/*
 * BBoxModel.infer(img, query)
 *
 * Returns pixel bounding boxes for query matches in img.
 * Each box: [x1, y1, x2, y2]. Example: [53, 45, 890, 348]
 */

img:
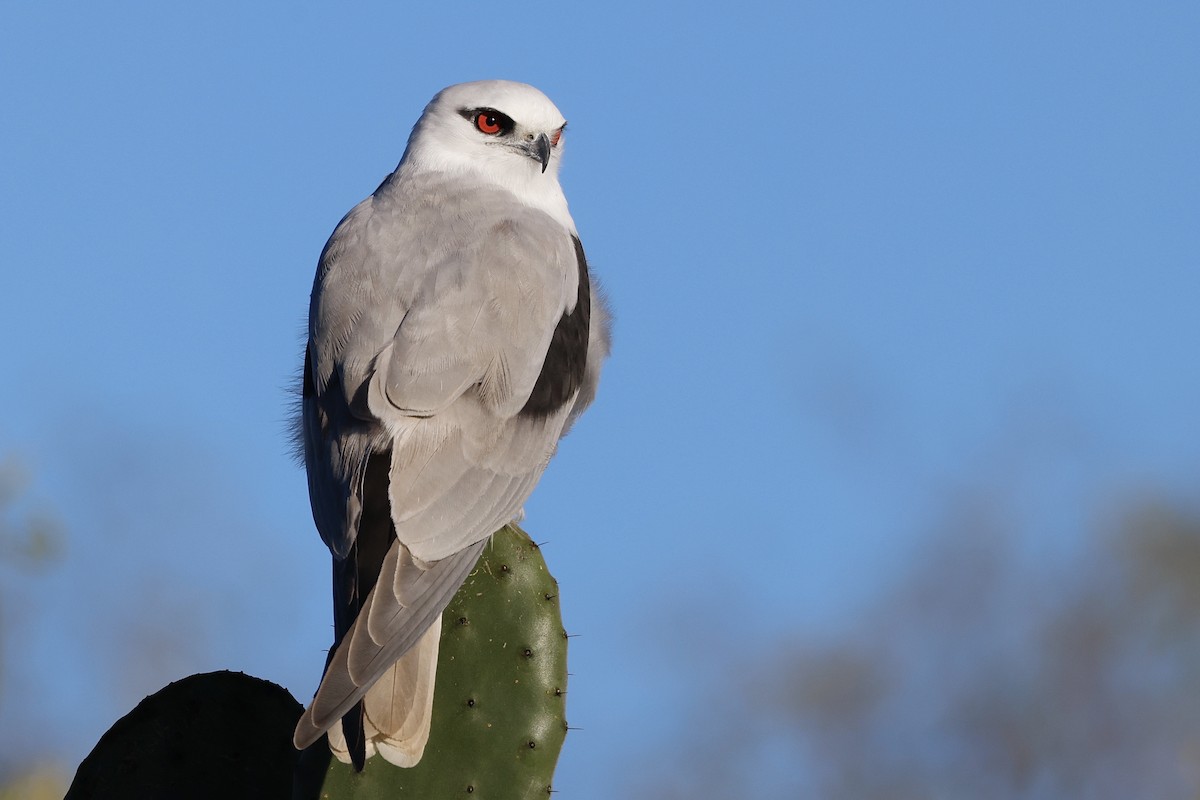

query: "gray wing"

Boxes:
[296, 171, 587, 749]
[304, 174, 581, 560]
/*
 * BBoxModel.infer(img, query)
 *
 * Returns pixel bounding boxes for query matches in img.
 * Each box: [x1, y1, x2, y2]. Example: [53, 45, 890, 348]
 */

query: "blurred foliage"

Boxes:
[0, 455, 65, 569]
[0, 455, 66, 789]
[632, 496, 1200, 799]
[0, 766, 68, 800]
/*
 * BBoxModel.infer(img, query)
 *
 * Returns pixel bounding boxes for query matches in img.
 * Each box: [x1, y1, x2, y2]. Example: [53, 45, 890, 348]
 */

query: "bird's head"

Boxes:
[401, 80, 569, 187]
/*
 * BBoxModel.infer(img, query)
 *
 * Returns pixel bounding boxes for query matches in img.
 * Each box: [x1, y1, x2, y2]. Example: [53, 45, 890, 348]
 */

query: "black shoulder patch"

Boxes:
[519, 236, 591, 418]
[302, 346, 316, 399]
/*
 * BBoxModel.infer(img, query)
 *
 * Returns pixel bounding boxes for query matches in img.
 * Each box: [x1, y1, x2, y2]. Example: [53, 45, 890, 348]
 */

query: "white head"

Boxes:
[402, 80, 567, 177]
[398, 81, 572, 219]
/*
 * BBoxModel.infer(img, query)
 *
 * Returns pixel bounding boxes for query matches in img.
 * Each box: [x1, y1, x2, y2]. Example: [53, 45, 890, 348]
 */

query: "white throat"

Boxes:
[398, 148, 576, 234]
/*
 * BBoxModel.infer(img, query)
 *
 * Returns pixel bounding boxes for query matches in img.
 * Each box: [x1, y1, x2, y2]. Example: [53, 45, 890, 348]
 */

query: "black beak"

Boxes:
[533, 132, 551, 173]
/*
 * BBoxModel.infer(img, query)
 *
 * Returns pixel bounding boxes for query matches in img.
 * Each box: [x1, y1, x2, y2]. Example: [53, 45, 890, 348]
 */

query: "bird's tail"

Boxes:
[326, 615, 441, 767]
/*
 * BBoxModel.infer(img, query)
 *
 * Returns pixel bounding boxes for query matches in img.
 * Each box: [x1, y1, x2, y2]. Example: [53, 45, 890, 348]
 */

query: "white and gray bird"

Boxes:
[292, 80, 609, 770]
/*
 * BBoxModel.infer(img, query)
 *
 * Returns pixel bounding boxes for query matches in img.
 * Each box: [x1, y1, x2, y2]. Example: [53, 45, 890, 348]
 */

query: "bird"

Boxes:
[292, 80, 610, 771]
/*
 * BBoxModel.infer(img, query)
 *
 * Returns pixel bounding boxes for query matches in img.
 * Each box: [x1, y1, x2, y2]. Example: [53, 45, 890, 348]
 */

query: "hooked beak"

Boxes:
[530, 132, 551, 173]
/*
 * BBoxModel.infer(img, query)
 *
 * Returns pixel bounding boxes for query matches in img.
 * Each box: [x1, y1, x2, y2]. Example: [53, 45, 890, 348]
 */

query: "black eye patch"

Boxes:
[459, 107, 515, 136]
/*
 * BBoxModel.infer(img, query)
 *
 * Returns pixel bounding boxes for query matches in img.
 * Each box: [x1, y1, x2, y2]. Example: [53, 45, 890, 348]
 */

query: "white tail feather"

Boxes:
[327, 617, 442, 767]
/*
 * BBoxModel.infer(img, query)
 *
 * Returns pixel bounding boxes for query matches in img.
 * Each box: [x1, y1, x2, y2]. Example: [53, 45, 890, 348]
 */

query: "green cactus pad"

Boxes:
[319, 523, 570, 799]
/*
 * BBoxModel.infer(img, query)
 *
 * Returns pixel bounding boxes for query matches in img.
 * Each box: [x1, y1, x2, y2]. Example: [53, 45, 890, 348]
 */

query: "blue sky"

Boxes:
[1, 1, 1198, 795]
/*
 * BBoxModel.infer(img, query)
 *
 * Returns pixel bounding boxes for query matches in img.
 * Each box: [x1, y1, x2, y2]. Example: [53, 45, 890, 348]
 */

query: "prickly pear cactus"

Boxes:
[319, 523, 570, 799]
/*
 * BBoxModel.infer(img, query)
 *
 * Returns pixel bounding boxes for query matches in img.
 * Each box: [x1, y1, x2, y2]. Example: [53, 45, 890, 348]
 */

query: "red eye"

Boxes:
[550, 128, 563, 147]
[476, 113, 502, 135]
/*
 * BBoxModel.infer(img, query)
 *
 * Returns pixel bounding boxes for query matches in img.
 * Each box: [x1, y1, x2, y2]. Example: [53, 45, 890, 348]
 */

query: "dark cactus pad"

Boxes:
[65, 670, 303, 799]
